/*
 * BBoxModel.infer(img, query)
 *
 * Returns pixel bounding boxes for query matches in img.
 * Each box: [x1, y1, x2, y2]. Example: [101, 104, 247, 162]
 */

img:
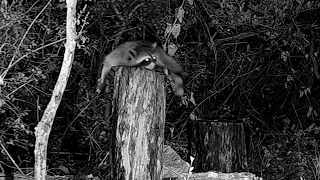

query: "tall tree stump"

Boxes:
[111, 67, 166, 180]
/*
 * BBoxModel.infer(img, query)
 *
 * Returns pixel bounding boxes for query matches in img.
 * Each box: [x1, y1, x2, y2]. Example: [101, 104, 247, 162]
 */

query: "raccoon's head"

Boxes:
[133, 42, 158, 70]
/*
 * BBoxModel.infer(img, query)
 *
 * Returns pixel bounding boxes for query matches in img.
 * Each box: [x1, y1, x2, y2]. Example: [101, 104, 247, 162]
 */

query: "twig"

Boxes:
[0, 140, 25, 175]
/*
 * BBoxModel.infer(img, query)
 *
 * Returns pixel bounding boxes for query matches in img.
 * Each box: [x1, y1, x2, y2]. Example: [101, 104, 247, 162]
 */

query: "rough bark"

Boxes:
[111, 67, 166, 180]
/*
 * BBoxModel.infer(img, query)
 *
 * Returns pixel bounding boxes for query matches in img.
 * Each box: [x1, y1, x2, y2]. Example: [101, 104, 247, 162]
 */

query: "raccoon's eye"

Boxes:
[151, 55, 157, 61]
[143, 57, 155, 62]
[144, 58, 151, 62]
[139, 58, 152, 66]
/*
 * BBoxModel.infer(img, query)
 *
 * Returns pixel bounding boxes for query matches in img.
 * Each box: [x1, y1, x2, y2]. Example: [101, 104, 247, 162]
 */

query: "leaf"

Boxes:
[283, 118, 290, 125]
[307, 106, 313, 118]
[171, 24, 181, 39]
[286, 75, 293, 82]
[165, 23, 181, 39]
[314, 110, 318, 117]
[177, 7, 185, 23]
[0, 76, 3, 85]
[187, 0, 193, 5]
[306, 1, 312, 8]
[299, 90, 304, 98]
[308, 123, 315, 130]
[169, 127, 174, 138]
[58, 165, 70, 174]
[189, 156, 195, 165]
[276, 143, 282, 148]
[189, 112, 197, 120]
[165, 23, 172, 37]
[0, 98, 5, 108]
[281, 51, 289, 62]
[305, 87, 311, 94]
[168, 43, 178, 56]
[190, 92, 196, 106]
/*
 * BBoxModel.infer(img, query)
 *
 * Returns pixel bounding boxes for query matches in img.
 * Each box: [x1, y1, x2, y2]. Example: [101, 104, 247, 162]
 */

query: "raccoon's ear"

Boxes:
[151, 42, 157, 48]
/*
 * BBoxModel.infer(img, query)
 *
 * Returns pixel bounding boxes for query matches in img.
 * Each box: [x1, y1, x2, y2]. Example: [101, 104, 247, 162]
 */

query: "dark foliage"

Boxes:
[0, 0, 320, 179]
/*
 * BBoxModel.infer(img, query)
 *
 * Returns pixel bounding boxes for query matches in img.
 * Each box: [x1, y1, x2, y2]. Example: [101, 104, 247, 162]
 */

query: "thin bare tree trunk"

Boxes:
[34, 0, 77, 179]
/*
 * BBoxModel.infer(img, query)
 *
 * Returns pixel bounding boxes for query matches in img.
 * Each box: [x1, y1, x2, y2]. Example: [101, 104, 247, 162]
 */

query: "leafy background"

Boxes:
[0, 0, 320, 179]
